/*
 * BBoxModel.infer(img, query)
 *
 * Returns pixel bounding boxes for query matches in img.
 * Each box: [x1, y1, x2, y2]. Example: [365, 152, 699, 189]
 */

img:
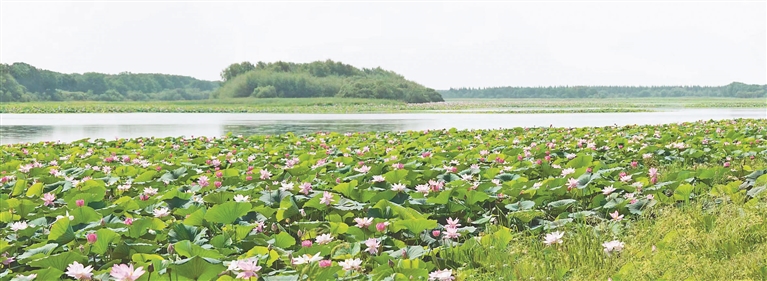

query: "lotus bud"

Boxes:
[148, 263, 155, 273]
[86, 233, 97, 244]
[271, 223, 278, 232]
[299, 209, 306, 217]
[432, 230, 441, 237]
[76, 199, 85, 207]
[79, 245, 85, 253]
[167, 244, 175, 255]
[297, 230, 303, 237]
[388, 259, 395, 268]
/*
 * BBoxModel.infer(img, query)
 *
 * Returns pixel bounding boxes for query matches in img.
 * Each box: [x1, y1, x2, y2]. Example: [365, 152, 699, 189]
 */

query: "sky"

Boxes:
[1, 1, 765, 89]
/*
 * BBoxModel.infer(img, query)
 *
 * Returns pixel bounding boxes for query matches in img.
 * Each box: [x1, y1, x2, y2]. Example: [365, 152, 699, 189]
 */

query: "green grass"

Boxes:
[448, 197, 767, 281]
[1, 97, 763, 114]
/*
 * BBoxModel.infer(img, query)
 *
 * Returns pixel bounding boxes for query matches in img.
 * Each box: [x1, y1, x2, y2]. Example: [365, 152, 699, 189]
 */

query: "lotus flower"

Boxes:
[364, 238, 380, 254]
[65, 261, 93, 280]
[315, 233, 333, 245]
[354, 217, 373, 228]
[609, 211, 624, 221]
[602, 240, 625, 255]
[292, 254, 322, 265]
[259, 169, 272, 180]
[602, 185, 616, 195]
[543, 231, 564, 246]
[86, 233, 97, 244]
[109, 264, 145, 281]
[319, 191, 334, 206]
[353, 165, 371, 173]
[445, 227, 461, 239]
[233, 194, 249, 202]
[42, 193, 56, 206]
[10, 221, 28, 231]
[429, 269, 455, 281]
[153, 207, 170, 218]
[446, 217, 461, 229]
[339, 258, 362, 271]
[234, 259, 261, 279]
[391, 183, 407, 192]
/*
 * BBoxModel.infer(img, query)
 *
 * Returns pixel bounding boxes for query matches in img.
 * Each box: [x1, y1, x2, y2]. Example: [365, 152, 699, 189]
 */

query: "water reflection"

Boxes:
[1, 109, 764, 144]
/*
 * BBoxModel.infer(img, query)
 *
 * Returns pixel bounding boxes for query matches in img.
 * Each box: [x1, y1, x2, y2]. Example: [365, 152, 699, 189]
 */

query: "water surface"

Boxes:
[1, 109, 764, 144]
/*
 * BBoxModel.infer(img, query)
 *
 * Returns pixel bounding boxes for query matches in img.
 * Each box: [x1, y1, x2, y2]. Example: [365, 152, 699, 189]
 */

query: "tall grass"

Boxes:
[448, 196, 767, 280]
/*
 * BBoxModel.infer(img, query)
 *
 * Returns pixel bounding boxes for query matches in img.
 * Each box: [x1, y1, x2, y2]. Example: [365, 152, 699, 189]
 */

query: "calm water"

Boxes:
[1, 109, 764, 144]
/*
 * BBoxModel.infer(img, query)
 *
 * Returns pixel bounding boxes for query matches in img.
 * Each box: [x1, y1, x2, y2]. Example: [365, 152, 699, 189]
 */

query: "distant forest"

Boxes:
[214, 60, 444, 103]
[3, 61, 765, 103]
[439, 83, 766, 99]
[0, 63, 218, 102]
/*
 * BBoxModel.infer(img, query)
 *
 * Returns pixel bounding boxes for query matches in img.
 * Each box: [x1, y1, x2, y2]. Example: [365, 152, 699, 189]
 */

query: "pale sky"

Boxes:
[1, 1, 765, 89]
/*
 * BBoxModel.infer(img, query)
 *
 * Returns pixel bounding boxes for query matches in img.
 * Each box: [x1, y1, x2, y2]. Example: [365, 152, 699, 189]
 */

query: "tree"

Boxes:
[220, 62, 256, 82]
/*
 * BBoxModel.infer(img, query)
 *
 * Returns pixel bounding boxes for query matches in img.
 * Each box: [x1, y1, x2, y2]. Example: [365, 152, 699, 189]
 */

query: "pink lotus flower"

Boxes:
[66, 261, 93, 280]
[372, 175, 386, 183]
[299, 182, 312, 195]
[320, 191, 334, 206]
[543, 231, 564, 246]
[197, 176, 209, 187]
[86, 233, 97, 244]
[301, 240, 313, 247]
[353, 165, 371, 173]
[76, 199, 85, 207]
[446, 218, 461, 229]
[648, 167, 659, 178]
[42, 193, 56, 206]
[110, 263, 145, 281]
[602, 240, 625, 255]
[567, 178, 579, 189]
[609, 211, 624, 221]
[444, 228, 461, 239]
[432, 230, 441, 237]
[421, 152, 432, 158]
[215, 171, 223, 178]
[319, 259, 332, 268]
[723, 162, 730, 168]
[260, 169, 272, 180]
[124, 217, 133, 225]
[376, 222, 389, 232]
[234, 259, 262, 279]
[392, 163, 404, 169]
[354, 217, 373, 228]
[214, 181, 222, 188]
[364, 238, 380, 254]
[429, 269, 455, 281]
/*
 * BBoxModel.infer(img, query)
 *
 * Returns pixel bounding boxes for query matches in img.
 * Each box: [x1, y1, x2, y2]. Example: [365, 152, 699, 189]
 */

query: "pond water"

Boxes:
[1, 109, 764, 144]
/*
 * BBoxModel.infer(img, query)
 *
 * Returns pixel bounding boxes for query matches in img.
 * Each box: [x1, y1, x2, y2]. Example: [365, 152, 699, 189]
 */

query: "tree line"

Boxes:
[439, 83, 766, 99]
[213, 60, 444, 103]
[1, 63, 218, 102]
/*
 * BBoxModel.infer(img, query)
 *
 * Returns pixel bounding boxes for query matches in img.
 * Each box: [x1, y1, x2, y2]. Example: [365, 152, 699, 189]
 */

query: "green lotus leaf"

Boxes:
[204, 201, 252, 224]
[171, 256, 226, 281]
[28, 251, 87, 271]
[48, 217, 75, 244]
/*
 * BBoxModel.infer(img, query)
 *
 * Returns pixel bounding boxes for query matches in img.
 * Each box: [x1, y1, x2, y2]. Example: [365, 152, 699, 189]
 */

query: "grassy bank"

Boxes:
[1, 97, 763, 114]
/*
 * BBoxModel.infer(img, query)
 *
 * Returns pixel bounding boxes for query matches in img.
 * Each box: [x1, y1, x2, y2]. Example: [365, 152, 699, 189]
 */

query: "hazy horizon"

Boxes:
[2, 1, 765, 89]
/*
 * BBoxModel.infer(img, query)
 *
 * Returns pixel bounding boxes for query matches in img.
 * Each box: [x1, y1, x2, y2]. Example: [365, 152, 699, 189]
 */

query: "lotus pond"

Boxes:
[1, 119, 766, 280]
